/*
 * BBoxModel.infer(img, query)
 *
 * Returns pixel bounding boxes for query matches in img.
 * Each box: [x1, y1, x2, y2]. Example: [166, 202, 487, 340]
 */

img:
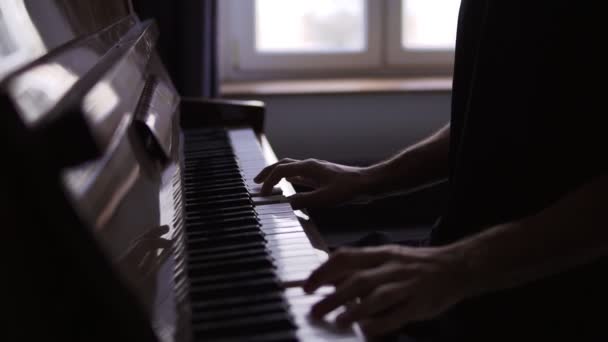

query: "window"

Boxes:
[222, 0, 461, 79]
[255, 0, 366, 53]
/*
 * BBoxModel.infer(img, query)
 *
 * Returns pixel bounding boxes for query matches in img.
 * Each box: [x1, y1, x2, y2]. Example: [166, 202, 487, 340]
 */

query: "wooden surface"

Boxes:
[223, 77, 452, 96]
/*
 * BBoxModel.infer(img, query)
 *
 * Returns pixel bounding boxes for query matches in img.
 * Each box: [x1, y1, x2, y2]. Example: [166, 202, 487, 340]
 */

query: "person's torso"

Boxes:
[428, 0, 607, 337]
[433, 0, 606, 244]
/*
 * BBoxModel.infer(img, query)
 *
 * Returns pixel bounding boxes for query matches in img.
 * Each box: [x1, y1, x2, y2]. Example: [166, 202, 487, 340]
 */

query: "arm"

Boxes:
[364, 123, 451, 195]
[254, 123, 450, 208]
[449, 175, 608, 297]
[304, 175, 608, 337]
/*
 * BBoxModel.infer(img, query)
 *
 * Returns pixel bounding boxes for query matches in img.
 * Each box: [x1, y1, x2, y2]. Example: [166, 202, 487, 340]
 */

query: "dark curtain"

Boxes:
[132, 0, 218, 98]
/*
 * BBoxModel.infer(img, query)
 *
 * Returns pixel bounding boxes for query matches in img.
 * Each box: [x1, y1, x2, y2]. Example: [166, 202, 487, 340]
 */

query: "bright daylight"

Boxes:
[255, 0, 460, 53]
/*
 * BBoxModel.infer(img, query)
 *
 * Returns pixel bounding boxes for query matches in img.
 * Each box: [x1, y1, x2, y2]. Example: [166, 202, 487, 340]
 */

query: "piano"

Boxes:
[1, 1, 363, 341]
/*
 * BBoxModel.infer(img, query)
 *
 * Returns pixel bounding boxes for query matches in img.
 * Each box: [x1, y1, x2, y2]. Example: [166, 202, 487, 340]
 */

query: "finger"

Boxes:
[289, 184, 359, 210]
[285, 176, 318, 188]
[150, 224, 170, 236]
[254, 158, 296, 183]
[131, 238, 172, 257]
[288, 189, 325, 210]
[310, 268, 399, 319]
[359, 302, 417, 338]
[303, 247, 393, 293]
[336, 281, 409, 327]
[261, 162, 310, 195]
[289, 187, 348, 210]
[141, 238, 172, 249]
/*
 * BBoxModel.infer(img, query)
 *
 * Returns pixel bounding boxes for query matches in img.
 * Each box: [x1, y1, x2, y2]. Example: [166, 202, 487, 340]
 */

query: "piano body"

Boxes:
[1, 1, 362, 341]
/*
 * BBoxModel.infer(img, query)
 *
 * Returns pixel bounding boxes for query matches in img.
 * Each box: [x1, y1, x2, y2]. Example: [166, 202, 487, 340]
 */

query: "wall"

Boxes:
[226, 91, 452, 165]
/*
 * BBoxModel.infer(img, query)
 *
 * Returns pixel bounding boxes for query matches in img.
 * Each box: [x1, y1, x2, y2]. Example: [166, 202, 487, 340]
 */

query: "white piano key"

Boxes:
[273, 262, 318, 278]
[247, 185, 282, 196]
[263, 227, 304, 235]
[257, 206, 297, 214]
[266, 235, 311, 246]
[262, 222, 302, 229]
[284, 287, 363, 341]
[258, 210, 298, 218]
[268, 248, 317, 259]
[227, 129, 339, 288]
[267, 241, 314, 253]
[257, 213, 298, 221]
[255, 204, 294, 214]
[251, 194, 290, 205]
[260, 217, 301, 225]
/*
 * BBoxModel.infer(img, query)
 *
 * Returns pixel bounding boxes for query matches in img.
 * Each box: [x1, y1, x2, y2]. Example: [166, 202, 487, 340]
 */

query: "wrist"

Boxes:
[359, 162, 391, 195]
[436, 244, 478, 302]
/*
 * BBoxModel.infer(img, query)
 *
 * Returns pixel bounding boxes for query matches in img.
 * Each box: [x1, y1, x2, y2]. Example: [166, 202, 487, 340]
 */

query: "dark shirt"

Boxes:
[427, 0, 606, 339]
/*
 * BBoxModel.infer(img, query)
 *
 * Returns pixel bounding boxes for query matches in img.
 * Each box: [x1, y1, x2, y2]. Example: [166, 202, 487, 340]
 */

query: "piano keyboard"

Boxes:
[178, 127, 361, 341]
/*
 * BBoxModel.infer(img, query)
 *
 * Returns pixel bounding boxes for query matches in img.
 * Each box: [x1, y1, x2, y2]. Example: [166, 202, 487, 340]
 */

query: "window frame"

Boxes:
[220, 0, 458, 81]
[230, 0, 382, 71]
[385, 0, 455, 70]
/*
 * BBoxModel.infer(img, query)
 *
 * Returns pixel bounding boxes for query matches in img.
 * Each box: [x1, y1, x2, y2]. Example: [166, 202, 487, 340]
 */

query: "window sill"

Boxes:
[221, 77, 452, 97]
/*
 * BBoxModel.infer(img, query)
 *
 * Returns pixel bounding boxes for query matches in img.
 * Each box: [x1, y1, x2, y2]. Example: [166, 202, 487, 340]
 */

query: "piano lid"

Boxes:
[1, 19, 179, 168]
[2, 16, 137, 125]
[0, 0, 131, 81]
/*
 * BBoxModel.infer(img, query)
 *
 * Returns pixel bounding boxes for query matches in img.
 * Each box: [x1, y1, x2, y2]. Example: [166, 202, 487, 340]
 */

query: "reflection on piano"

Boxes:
[1, 1, 363, 341]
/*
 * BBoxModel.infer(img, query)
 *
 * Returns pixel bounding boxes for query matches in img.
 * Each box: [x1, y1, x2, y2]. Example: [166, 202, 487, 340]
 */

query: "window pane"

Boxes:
[402, 0, 460, 50]
[255, 0, 366, 53]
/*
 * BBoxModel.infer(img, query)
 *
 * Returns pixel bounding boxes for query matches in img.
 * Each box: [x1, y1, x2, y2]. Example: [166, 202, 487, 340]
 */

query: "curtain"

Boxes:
[132, 0, 218, 98]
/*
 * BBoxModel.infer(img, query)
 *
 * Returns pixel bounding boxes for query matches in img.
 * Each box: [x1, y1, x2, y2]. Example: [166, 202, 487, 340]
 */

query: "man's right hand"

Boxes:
[254, 158, 374, 209]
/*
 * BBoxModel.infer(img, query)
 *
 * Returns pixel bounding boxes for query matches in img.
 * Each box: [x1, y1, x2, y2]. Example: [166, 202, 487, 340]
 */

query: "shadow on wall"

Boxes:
[228, 92, 451, 165]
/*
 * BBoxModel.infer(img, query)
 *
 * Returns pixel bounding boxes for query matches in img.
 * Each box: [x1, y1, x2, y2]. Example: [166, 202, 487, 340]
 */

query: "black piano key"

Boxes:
[186, 231, 265, 248]
[183, 154, 236, 163]
[187, 255, 275, 276]
[184, 176, 245, 186]
[190, 277, 281, 300]
[181, 198, 248, 211]
[184, 154, 235, 162]
[183, 127, 226, 135]
[184, 199, 253, 212]
[186, 241, 266, 256]
[189, 268, 275, 286]
[184, 204, 254, 217]
[183, 179, 245, 190]
[191, 292, 284, 312]
[187, 248, 268, 264]
[184, 159, 236, 167]
[180, 127, 303, 342]
[192, 313, 296, 339]
[183, 144, 233, 152]
[186, 225, 261, 238]
[185, 217, 259, 229]
[184, 194, 251, 206]
[186, 210, 257, 224]
[183, 133, 227, 140]
[203, 331, 298, 342]
[192, 301, 289, 324]
[182, 185, 248, 197]
[184, 150, 235, 158]
[183, 160, 239, 171]
[182, 169, 242, 180]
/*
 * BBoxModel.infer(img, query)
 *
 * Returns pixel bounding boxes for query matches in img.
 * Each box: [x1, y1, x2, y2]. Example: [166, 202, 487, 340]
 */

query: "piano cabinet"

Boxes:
[1, 1, 364, 341]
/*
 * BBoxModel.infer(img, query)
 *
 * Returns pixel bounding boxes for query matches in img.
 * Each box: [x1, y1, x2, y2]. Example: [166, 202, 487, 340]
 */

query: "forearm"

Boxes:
[444, 176, 608, 299]
[363, 123, 451, 194]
